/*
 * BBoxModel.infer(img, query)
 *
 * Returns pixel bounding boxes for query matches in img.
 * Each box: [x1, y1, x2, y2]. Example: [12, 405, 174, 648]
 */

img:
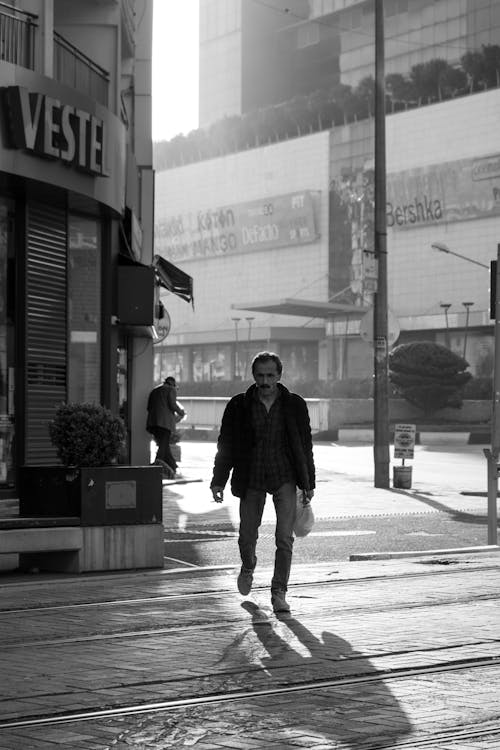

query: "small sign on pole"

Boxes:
[394, 423, 416, 461]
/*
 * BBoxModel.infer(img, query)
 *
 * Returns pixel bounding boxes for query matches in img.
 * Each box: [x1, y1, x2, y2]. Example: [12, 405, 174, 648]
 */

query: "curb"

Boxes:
[180, 429, 491, 446]
[334, 429, 489, 445]
[350, 544, 500, 561]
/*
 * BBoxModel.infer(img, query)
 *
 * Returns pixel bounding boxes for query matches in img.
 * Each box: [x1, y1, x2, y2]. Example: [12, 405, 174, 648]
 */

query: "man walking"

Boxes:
[210, 351, 315, 613]
[147, 376, 185, 478]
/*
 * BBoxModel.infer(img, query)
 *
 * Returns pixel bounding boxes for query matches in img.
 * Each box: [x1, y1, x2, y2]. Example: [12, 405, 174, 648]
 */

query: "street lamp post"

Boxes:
[440, 303, 452, 348]
[462, 301, 474, 360]
[431, 241, 497, 546]
[231, 317, 240, 380]
[245, 317, 254, 378]
[431, 242, 489, 269]
[440, 303, 451, 328]
[485, 246, 500, 546]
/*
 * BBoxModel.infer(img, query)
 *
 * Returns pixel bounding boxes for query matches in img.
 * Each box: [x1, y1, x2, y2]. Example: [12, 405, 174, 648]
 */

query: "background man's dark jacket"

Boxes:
[211, 383, 315, 498]
[146, 382, 184, 433]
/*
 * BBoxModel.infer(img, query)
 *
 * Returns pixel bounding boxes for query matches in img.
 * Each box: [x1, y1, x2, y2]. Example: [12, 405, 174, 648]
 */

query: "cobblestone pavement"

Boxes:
[1, 554, 500, 749]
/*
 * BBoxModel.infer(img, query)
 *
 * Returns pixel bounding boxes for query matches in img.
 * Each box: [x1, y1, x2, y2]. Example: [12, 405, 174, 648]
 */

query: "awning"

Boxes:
[231, 298, 368, 318]
[153, 255, 194, 306]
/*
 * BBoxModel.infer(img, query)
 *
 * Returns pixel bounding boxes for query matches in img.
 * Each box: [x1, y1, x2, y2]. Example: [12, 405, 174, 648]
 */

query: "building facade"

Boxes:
[154, 86, 498, 388]
[199, 0, 500, 127]
[151, 0, 500, 390]
[0, 0, 167, 497]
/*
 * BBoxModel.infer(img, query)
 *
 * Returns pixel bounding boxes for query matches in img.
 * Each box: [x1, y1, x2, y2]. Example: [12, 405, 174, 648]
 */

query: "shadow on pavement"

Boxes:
[240, 600, 412, 748]
[162, 485, 236, 568]
[392, 488, 500, 526]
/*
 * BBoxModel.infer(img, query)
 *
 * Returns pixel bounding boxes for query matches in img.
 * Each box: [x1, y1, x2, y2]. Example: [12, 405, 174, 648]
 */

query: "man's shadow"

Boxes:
[241, 601, 412, 748]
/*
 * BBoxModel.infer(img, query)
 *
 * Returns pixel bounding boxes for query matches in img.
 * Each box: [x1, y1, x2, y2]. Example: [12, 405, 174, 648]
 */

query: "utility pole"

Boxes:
[373, 0, 390, 487]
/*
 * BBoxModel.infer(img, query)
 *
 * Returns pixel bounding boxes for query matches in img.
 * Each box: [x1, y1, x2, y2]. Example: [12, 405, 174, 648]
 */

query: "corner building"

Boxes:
[0, 0, 167, 497]
[154, 0, 500, 387]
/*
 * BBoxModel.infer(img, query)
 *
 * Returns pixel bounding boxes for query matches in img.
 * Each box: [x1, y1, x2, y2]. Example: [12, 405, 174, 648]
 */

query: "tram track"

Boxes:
[1, 603, 500, 649]
[1, 562, 499, 615]
[1, 652, 500, 732]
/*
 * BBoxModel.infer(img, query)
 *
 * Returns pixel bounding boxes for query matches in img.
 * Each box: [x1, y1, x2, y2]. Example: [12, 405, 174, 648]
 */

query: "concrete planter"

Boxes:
[12, 465, 165, 573]
[19, 465, 163, 526]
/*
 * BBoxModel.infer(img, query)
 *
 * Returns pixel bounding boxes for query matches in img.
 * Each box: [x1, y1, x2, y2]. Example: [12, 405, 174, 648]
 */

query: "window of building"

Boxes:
[154, 348, 189, 383]
[280, 343, 318, 383]
[192, 344, 233, 381]
[297, 22, 320, 49]
[68, 215, 101, 402]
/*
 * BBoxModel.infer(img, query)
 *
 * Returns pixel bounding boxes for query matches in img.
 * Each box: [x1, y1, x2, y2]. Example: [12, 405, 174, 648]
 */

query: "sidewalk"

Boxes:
[161, 441, 496, 532]
[1, 552, 500, 748]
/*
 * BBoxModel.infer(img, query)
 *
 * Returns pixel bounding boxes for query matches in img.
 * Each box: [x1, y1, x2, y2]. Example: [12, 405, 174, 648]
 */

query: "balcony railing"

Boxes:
[0, 1, 37, 69]
[54, 31, 109, 107]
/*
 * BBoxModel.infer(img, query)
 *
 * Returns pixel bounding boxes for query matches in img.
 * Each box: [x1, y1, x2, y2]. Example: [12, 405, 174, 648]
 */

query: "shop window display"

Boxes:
[192, 345, 232, 381]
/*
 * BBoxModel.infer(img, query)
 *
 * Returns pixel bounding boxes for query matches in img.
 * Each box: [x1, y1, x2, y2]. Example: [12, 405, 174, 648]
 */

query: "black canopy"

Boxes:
[153, 255, 194, 306]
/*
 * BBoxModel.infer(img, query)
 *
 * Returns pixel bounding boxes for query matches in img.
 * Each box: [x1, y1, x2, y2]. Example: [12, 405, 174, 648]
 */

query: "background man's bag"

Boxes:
[294, 489, 314, 537]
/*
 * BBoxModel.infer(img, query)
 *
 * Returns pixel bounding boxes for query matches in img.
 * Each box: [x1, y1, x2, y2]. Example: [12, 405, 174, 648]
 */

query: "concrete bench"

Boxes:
[0, 517, 83, 572]
[0, 516, 164, 573]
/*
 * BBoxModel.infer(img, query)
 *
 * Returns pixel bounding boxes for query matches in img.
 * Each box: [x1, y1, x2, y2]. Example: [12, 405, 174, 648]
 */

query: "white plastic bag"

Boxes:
[294, 489, 314, 538]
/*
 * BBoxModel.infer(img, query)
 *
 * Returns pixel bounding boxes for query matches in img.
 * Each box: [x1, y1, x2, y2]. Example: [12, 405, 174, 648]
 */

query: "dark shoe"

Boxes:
[237, 566, 254, 596]
[271, 590, 290, 613]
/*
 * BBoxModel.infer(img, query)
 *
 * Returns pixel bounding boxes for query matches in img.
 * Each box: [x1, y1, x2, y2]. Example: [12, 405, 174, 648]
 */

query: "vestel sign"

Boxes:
[2, 86, 107, 176]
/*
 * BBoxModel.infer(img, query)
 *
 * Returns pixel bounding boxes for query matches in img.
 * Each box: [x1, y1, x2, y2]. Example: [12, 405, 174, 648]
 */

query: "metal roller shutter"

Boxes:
[25, 202, 67, 465]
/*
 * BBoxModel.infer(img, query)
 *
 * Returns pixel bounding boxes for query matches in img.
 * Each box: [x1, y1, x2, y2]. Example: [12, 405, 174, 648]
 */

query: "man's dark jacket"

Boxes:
[210, 383, 315, 498]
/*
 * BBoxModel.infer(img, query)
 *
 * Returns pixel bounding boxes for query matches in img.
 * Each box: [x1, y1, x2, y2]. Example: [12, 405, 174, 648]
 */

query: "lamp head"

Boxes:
[431, 242, 450, 254]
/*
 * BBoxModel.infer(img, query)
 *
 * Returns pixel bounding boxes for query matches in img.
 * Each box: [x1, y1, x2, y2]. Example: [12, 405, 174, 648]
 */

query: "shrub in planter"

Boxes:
[49, 402, 126, 467]
[389, 341, 472, 413]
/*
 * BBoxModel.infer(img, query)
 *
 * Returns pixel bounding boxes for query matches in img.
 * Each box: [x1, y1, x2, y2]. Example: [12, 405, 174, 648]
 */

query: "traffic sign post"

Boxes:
[393, 423, 416, 489]
[394, 423, 416, 461]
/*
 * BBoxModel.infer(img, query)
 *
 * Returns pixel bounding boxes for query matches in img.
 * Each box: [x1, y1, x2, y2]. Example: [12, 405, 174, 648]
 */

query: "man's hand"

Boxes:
[303, 489, 314, 505]
[211, 486, 224, 503]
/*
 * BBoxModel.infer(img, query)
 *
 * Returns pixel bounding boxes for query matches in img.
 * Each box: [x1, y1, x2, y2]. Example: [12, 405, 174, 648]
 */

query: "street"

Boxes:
[1, 439, 499, 749]
[161, 440, 494, 569]
[2, 554, 500, 749]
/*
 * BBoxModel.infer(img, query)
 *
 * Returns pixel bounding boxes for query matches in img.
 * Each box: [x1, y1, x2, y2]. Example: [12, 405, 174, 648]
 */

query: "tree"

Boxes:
[438, 65, 467, 99]
[481, 44, 500, 87]
[460, 50, 487, 92]
[385, 73, 416, 110]
[389, 341, 472, 414]
[409, 59, 452, 102]
[355, 76, 375, 118]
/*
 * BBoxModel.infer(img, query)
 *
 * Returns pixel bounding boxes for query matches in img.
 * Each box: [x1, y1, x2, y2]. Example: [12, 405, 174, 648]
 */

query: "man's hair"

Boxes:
[164, 376, 176, 386]
[251, 351, 283, 376]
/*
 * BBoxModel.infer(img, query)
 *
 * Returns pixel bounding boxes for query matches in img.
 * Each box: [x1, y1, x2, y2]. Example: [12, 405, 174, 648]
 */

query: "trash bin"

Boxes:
[393, 465, 412, 489]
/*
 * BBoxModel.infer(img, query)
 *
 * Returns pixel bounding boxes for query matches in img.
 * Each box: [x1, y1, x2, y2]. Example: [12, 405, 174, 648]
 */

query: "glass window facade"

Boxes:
[68, 215, 101, 403]
[154, 342, 319, 385]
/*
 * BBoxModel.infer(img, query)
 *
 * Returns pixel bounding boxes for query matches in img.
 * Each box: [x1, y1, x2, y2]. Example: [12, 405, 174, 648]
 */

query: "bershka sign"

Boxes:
[3, 86, 107, 176]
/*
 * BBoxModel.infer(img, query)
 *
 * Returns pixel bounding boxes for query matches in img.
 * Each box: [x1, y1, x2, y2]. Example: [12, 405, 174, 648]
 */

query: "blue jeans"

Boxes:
[239, 482, 296, 593]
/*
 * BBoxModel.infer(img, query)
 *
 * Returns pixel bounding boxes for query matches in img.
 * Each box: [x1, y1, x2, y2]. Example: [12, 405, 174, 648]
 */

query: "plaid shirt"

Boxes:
[248, 391, 294, 492]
